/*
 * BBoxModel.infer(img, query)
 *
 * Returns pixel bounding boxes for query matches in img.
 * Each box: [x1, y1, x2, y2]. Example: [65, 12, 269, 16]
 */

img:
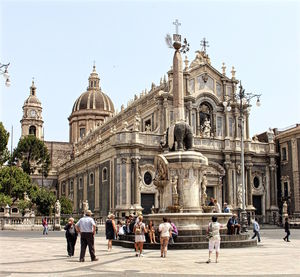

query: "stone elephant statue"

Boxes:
[161, 121, 193, 151]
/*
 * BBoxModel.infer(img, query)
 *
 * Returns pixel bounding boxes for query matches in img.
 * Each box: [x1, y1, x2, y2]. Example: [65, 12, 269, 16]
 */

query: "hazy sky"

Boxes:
[1, 0, 300, 149]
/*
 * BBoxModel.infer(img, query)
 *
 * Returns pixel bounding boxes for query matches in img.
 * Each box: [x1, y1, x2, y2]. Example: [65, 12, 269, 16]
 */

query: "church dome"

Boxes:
[68, 65, 115, 143]
[71, 66, 114, 114]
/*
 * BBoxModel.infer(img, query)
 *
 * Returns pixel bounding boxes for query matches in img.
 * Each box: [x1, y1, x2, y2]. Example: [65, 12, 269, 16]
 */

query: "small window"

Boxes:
[226, 86, 232, 97]
[29, 125, 36, 136]
[253, 177, 260, 189]
[80, 128, 86, 138]
[0, 207, 4, 212]
[79, 178, 83, 189]
[282, 147, 287, 161]
[144, 171, 152, 185]
[284, 182, 289, 198]
[90, 173, 94, 185]
[62, 183, 66, 194]
[229, 117, 234, 137]
[70, 181, 74, 192]
[102, 168, 107, 181]
[12, 208, 18, 213]
[189, 79, 195, 93]
[216, 116, 223, 137]
[216, 82, 222, 98]
[144, 119, 151, 131]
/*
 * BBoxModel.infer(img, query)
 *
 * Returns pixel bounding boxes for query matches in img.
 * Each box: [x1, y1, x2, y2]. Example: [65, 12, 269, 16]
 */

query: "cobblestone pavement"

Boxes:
[0, 229, 299, 276]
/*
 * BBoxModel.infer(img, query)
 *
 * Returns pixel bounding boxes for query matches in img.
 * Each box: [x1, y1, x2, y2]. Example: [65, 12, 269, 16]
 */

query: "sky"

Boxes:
[0, 0, 300, 149]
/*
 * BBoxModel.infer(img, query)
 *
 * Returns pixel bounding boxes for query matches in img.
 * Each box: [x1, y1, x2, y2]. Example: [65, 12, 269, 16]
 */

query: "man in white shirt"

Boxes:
[75, 210, 98, 262]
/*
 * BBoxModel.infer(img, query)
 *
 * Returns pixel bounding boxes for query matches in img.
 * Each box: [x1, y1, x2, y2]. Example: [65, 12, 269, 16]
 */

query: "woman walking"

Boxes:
[206, 215, 223, 263]
[158, 217, 172, 258]
[134, 215, 146, 257]
[105, 214, 117, 251]
[64, 217, 78, 257]
[283, 217, 291, 242]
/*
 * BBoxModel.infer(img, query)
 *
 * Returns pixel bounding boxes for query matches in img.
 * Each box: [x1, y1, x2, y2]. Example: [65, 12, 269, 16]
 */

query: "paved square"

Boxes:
[0, 229, 299, 276]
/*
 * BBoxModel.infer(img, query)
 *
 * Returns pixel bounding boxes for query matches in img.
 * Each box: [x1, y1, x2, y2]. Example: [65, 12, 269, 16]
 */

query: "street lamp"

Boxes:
[0, 63, 11, 87]
[223, 81, 261, 232]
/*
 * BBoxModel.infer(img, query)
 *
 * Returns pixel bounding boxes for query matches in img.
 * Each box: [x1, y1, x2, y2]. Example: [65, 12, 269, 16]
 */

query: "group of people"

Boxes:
[106, 213, 178, 258]
[58, 209, 292, 263]
[207, 197, 230, 214]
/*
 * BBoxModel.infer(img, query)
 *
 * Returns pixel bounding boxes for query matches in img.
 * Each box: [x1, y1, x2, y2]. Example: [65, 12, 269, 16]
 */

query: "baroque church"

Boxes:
[20, 40, 279, 223]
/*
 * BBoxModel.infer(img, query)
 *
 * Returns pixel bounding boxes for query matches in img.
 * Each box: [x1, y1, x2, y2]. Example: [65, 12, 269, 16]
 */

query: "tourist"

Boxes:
[251, 218, 261, 242]
[116, 220, 125, 239]
[223, 202, 230, 213]
[106, 214, 117, 251]
[283, 217, 291, 242]
[147, 220, 157, 243]
[227, 214, 240, 235]
[213, 199, 221, 213]
[42, 217, 48, 235]
[64, 217, 78, 257]
[208, 197, 215, 206]
[134, 215, 146, 257]
[168, 219, 178, 244]
[158, 217, 173, 258]
[75, 210, 98, 262]
[206, 215, 223, 263]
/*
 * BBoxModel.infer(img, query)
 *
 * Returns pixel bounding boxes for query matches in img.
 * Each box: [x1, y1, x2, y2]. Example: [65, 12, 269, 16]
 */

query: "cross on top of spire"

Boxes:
[200, 37, 209, 53]
[173, 19, 181, 35]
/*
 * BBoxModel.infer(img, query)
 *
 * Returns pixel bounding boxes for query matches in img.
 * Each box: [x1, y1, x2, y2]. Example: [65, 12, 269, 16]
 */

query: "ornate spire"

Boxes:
[30, 77, 36, 96]
[88, 63, 100, 90]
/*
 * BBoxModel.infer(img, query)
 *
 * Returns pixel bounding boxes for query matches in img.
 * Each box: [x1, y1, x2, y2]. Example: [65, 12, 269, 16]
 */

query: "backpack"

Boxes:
[135, 223, 142, 235]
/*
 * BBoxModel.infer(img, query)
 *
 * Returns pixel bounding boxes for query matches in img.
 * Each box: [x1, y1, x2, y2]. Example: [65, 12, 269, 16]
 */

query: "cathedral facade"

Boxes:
[21, 46, 279, 222]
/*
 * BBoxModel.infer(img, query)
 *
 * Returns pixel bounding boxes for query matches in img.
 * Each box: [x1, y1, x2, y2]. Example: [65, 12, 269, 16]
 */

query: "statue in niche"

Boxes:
[201, 175, 208, 205]
[82, 200, 89, 213]
[171, 176, 178, 194]
[23, 192, 30, 202]
[237, 184, 243, 209]
[134, 114, 141, 131]
[202, 118, 211, 138]
[145, 124, 151, 132]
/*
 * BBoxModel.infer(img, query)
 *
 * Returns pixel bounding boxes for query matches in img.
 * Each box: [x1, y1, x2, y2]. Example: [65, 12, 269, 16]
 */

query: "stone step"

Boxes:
[113, 239, 257, 249]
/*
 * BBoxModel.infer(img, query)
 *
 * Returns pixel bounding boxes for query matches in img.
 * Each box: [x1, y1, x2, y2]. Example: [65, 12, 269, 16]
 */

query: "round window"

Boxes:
[144, 171, 152, 185]
[253, 176, 260, 189]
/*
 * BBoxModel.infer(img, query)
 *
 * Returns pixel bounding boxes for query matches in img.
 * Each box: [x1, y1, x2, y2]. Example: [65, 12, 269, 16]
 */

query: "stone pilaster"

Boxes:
[83, 171, 88, 203]
[291, 138, 300, 213]
[246, 163, 254, 208]
[73, 177, 77, 212]
[163, 97, 168, 130]
[94, 166, 100, 214]
[224, 162, 232, 207]
[196, 108, 200, 136]
[132, 157, 141, 207]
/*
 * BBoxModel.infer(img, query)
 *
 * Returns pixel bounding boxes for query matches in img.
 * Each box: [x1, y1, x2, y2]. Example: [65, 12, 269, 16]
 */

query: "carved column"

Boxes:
[132, 157, 141, 206]
[269, 164, 277, 208]
[196, 108, 200, 136]
[224, 162, 232, 206]
[225, 110, 229, 138]
[163, 97, 168, 131]
[234, 108, 239, 139]
[245, 111, 250, 140]
[246, 163, 253, 207]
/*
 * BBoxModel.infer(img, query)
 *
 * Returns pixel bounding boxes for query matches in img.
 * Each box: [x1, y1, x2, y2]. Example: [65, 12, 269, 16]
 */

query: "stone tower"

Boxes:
[20, 80, 44, 139]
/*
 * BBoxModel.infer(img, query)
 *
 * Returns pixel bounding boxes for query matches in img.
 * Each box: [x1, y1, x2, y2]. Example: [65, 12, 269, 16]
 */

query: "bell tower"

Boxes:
[20, 79, 44, 139]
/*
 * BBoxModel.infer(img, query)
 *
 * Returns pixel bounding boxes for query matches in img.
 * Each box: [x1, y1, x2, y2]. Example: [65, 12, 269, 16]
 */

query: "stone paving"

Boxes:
[0, 229, 299, 276]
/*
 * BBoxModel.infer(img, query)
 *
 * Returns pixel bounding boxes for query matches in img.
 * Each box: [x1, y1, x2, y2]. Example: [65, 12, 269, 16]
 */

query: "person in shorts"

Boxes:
[206, 215, 223, 263]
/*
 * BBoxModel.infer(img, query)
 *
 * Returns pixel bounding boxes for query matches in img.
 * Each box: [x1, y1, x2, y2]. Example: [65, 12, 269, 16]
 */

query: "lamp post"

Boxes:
[0, 62, 11, 87]
[223, 81, 261, 232]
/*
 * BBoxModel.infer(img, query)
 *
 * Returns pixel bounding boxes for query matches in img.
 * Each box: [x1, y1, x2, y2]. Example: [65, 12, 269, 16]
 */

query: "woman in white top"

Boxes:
[134, 215, 147, 257]
[158, 217, 173, 258]
[206, 215, 223, 263]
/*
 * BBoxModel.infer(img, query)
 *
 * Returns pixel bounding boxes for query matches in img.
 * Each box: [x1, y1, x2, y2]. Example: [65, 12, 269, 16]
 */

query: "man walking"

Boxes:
[251, 218, 261, 242]
[75, 210, 98, 262]
[283, 217, 291, 242]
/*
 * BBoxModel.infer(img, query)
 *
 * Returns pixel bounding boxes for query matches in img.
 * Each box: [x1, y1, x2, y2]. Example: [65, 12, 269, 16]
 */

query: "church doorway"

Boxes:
[253, 195, 262, 215]
[141, 193, 155, 214]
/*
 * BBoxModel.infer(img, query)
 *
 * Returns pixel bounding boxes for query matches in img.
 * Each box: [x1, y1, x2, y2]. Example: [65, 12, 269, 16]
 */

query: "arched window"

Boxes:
[253, 176, 260, 189]
[102, 168, 107, 181]
[79, 178, 83, 189]
[29, 125, 36, 136]
[90, 173, 94, 185]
